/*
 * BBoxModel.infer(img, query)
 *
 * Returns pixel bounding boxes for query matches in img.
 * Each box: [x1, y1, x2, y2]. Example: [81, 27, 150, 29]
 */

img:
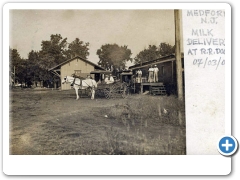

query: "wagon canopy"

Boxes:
[90, 70, 113, 75]
[120, 72, 133, 76]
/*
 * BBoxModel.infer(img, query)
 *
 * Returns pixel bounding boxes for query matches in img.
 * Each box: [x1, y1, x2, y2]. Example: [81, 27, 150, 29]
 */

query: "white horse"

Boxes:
[62, 76, 97, 100]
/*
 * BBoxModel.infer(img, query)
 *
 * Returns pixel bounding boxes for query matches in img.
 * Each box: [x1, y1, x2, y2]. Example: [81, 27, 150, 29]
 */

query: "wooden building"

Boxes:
[49, 56, 105, 90]
[128, 54, 184, 95]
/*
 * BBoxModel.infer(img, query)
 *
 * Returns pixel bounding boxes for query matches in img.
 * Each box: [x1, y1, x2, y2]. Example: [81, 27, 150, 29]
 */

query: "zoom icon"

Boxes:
[218, 135, 238, 156]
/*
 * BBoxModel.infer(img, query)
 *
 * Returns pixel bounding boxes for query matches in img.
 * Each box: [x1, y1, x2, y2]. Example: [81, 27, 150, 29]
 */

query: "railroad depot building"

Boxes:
[49, 56, 105, 90]
[128, 54, 184, 95]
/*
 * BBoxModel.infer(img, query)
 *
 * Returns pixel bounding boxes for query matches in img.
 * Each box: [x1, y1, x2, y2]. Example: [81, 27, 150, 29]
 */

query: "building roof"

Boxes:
[48, 56, 105, 71]
[129, 54, 184, 70]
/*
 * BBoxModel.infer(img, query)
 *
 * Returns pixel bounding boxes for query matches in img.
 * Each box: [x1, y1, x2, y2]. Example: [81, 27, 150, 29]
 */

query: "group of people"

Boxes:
[148, 65, 159, 83]
[135, 64, 159, 83]
[104, 74, 114, 84]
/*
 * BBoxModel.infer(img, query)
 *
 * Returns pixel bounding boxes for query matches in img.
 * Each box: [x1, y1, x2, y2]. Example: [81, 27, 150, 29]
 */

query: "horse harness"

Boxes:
[71, 77, 82, 87]
[71, 77, 95, 91]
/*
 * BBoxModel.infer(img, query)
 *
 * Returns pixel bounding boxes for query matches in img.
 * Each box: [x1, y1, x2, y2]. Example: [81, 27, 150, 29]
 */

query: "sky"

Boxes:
[9, 10, 176, 66]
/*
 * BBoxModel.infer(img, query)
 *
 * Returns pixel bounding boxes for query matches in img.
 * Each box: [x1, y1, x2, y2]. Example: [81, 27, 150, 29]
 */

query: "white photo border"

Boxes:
[3, 2, 231, 175]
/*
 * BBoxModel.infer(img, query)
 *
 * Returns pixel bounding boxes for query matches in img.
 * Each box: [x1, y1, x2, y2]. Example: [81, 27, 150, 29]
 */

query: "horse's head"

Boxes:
[62, 76, 67, 84]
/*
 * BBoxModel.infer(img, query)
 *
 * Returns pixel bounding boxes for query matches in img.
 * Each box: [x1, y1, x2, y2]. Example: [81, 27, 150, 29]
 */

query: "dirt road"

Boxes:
[9, 88, 186, 155]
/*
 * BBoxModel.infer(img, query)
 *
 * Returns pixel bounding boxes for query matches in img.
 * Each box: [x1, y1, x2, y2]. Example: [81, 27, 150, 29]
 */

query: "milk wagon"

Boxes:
[90, 70, 130, 99]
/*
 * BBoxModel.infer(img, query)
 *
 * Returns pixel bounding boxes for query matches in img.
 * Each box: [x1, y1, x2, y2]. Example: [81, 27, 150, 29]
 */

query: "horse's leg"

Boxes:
[91, 88, 95, 100]
[91, 80, 97, 100]
[75, 86, 79, 100]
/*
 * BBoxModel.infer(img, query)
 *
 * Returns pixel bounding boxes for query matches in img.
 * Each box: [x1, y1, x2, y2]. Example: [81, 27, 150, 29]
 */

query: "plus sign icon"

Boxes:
[218, 135, 238, 156]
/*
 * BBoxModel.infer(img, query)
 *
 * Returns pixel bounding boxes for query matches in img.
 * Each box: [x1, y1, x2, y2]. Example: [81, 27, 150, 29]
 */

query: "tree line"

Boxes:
[9, 33, 175, 87]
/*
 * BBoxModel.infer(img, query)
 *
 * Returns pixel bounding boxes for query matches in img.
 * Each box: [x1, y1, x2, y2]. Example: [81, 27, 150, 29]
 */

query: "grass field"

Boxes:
[9, 88, 186, 155]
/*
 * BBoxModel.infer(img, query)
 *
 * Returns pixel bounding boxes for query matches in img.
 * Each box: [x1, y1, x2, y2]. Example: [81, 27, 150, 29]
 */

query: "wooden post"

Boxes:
[171, 61, 174, 83]
[54, 81, 57, 89]
[174, 10, 183, 101]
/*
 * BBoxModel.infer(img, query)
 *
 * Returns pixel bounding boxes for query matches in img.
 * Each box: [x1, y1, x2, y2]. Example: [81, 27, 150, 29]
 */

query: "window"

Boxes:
[162, 66, 165, 75]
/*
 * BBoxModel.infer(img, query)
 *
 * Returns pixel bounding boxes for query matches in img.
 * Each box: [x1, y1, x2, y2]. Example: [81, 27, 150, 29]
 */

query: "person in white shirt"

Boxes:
[153, 65, 159, 82]
[138, 69, 142, 82]
[136, 69, 142, 83]
[105, 74, 114, 84]
[148, 65, 154, 82]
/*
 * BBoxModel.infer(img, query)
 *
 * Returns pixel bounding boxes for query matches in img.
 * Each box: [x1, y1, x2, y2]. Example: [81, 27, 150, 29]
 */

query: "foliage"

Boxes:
[97, 44, 132, 71]
[38, 34, 68, 70]
[159, 42, 175, 56]
[64, 38, 90, 59]
[9, 34, 91, 87]
[9, 48, 22, 71]
[26, 50, 39, 81]
[134, 45, 161, 64]
[134, 42, 175, 64]
[9, 48, 25, 83]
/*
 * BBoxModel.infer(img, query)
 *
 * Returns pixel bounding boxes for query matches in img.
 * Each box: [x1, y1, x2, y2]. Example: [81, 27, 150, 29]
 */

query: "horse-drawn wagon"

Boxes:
[90, 70, 129, 99]
[61, 70, 133, 100]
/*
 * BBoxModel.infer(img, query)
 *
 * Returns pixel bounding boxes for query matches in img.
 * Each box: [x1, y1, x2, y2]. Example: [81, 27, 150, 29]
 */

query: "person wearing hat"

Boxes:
[105, 74, 114, 84]
[136, 69, 142, 83]
[148, 65, 154, 83]
[153, 65, 159, 82]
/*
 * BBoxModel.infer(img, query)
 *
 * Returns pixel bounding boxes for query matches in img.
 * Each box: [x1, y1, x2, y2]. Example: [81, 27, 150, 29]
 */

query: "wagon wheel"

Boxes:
[103, 84, 118, 99]
[121, 83, 129, 98]
[104, 85, 116, 99]
[112, 84, 120, 99]
[87, 88, 92, 97]
[109, 84, 119, 99]
[104, 88, 111, 99]
[95, 89, 102, 98]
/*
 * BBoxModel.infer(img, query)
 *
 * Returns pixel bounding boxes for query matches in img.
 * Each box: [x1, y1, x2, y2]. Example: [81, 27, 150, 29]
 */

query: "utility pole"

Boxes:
[174, 9, 183, 101]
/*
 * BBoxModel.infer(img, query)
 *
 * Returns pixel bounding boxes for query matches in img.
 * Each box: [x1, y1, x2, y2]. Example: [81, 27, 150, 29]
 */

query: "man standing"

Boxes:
[138, 69, 142, 83]
[153, 65, 159, 82]
[148, 65, 154, 82]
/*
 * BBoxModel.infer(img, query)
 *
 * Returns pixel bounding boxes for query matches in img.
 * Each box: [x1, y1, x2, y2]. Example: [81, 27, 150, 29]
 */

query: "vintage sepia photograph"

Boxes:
[9, 8, 186, 155]
[3, 1, 233, 176]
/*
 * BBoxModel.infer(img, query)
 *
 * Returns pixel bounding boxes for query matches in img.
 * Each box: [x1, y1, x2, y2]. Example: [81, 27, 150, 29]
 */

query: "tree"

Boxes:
[97, 44, 132, 71]
[9, 48, 25, 85]
[32, 34, 67, 81]
[134, 43, 175, 64]
[134, 45, 161, 64]
[9, 34, 92, 88]
[38, 34, 68, 70]
[9, 48, 22, 71]
[159, 42, 175, 56]
[27, 50, 42, 85]
[65, 38, 90, 59]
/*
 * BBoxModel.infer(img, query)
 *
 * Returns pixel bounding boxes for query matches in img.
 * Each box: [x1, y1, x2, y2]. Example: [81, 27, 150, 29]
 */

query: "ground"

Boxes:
[9, 88, 186, 155]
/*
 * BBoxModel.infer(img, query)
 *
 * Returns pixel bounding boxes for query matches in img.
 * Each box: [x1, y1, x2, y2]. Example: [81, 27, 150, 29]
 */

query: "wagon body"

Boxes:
[90, 70, 129, 99]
